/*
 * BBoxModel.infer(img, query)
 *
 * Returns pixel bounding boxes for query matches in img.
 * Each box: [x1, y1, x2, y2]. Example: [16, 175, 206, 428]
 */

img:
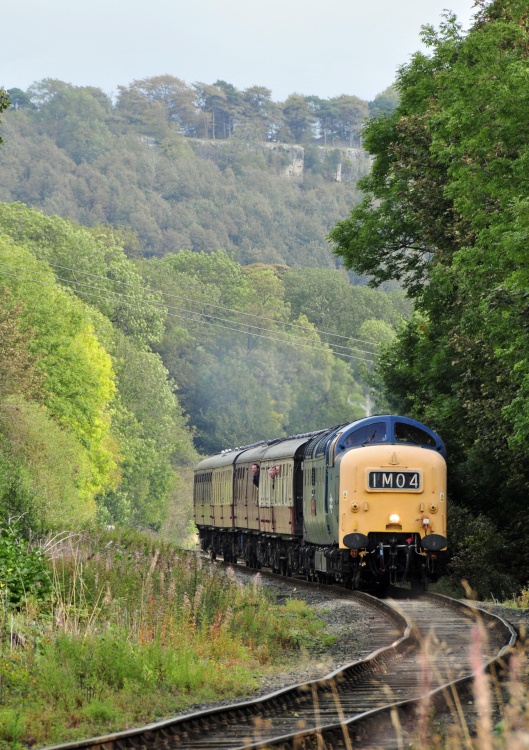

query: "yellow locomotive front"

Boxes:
[335, 417, 447, 589]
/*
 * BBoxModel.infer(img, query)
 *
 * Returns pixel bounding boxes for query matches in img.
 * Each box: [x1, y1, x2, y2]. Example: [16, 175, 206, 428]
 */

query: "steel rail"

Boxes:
[40, 588, 410, 750]
[39, 587, 517, 750]
[247, 592, 518, 750]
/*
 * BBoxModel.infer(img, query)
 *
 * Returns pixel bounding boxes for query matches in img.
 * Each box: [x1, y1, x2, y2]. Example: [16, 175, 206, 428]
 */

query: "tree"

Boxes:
[37, 87, 113, 163]
[333, 95, 369, 147]
[281, 94, 316, 143]
[237, 86, 282, 141]
[330, 2, 529, 584]
[117, 76, 198, 136]
[368, 85, 399, 118]
[0, 86, 371, 266]
[97, 331, 196, 529]
[0, 290, 43, 400]
[0, 204, 167, 348]
[26, 78, 71, 107]
[0, 88, 9, 145]
[213, 80, 244, 138]
[0, 239, 119, 519]
[307, 96, 340, 145]
[328, 27, 463, 297]
[194, 83, 229, 139]
[7, 88, 35, 110]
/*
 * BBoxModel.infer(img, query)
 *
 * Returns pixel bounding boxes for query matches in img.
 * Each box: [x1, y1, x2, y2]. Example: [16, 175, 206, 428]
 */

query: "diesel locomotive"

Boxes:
[194, 415, 447, 590]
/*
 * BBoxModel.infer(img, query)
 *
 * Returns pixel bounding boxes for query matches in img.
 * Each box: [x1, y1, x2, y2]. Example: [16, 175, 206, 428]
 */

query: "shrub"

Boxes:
[0, 521, 51, 606]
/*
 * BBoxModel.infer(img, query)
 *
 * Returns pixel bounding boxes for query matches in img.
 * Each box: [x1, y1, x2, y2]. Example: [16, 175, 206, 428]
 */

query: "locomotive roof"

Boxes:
[235, 443, 272, 463]
[194, 415, 445, 470]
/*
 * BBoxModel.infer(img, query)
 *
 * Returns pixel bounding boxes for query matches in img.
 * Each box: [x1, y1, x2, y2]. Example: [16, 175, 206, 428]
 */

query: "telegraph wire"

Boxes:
[0, 251, 380, 350]
[44, 258, 381, 349]
[0, 263, 377, 364]
[0, 259, 375, 360]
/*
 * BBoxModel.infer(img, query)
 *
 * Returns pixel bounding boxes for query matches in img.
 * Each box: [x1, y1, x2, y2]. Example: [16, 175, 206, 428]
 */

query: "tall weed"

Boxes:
[0, 529, 331, 747]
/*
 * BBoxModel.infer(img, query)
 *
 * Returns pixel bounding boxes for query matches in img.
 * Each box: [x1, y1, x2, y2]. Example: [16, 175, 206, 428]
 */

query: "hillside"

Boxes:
[0, 78, 408, 533]
[0, 77, 387, 268]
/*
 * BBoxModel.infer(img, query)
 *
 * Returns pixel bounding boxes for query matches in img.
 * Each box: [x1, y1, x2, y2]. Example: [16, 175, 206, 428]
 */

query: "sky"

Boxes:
[3, 0, 476, 102]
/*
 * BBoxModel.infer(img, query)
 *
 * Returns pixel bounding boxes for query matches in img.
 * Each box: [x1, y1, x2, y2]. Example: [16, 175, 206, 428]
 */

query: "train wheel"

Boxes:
[377, 581, 391, 595]
[280, 559, 291, 576]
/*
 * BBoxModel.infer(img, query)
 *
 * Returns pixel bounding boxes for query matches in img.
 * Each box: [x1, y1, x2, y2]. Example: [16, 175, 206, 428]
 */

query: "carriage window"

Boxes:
[394, 423, 436, 448]
[342, 422, 387, 448]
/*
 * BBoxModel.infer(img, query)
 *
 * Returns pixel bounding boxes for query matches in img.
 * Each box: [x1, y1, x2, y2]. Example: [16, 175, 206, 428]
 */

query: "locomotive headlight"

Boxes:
[389, 514, 400, 523]
[429, 503, 438, 514]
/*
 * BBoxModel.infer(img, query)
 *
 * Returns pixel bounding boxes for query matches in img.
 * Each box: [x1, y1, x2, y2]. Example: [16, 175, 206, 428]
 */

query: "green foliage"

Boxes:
[141, 253, 385, 453]
[0, 243, 117, 494]
[0, 89, 8, 146]
[97, 332, 196, 530]
[0, 77, 371, 266]
[36, 86, 113, 164]
[368, 85, 399, 118]
[446, 504, 516, 599]
[7, 88, 35, 111]
[0, 128, 407, 531]
[0, 532, 333, 747]
[0, 204, 166, 348]
[0, 520, 51, 606]
[0, 239, 120, 523]
[0, 289, 43, 401]
[0, 206, 198, 530]
[331, 0, 529, 590]
[0, 398, 96, 529]
[283, 268, 410, 333]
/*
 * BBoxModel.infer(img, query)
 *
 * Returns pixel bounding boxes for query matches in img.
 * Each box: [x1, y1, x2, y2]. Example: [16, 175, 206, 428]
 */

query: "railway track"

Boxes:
[43, 575, 517, 750]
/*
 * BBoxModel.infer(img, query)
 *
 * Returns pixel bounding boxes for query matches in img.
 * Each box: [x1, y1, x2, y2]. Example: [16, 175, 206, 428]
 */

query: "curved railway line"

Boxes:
[43, 572, 517, 750]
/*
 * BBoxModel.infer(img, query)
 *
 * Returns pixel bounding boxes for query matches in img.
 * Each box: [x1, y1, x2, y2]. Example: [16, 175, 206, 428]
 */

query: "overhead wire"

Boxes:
[0, 257, 378, 364]
[0, 251, 380, 350]
[0, 265, 374, 363]
[44, 258, 380, 349]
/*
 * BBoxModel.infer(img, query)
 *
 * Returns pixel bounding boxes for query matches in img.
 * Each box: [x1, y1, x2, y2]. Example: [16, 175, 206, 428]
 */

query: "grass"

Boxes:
[4, 531, 529, 749]
[0, 529, 334, 748]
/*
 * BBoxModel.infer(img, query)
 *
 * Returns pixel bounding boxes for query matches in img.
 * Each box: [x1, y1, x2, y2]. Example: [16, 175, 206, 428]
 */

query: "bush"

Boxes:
[445, 504, 517, 600]
[0, 521, 51, 606]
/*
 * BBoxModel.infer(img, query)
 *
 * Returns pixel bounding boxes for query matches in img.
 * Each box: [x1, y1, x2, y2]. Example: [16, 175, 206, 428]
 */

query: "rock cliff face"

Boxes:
[189, 139, 371, 182]
[316, 147, 372, 183]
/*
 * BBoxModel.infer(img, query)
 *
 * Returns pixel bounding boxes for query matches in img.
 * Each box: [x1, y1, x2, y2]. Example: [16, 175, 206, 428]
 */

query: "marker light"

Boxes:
[389, 514, 400, 523]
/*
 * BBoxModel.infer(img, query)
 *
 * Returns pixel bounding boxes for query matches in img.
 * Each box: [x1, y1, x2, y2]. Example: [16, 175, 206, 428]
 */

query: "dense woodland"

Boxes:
[0, 75, 408, 540]
[0, 78, 398, 266]
[331, 0, 529, 595]
[2, 0, 529, 599]
[0, 202, 407, 538]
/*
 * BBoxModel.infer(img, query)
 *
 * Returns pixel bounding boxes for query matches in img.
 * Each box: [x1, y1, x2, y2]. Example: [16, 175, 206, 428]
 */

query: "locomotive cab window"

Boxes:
[341, 422, 387, 449]
[394, 422, 436, 449]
